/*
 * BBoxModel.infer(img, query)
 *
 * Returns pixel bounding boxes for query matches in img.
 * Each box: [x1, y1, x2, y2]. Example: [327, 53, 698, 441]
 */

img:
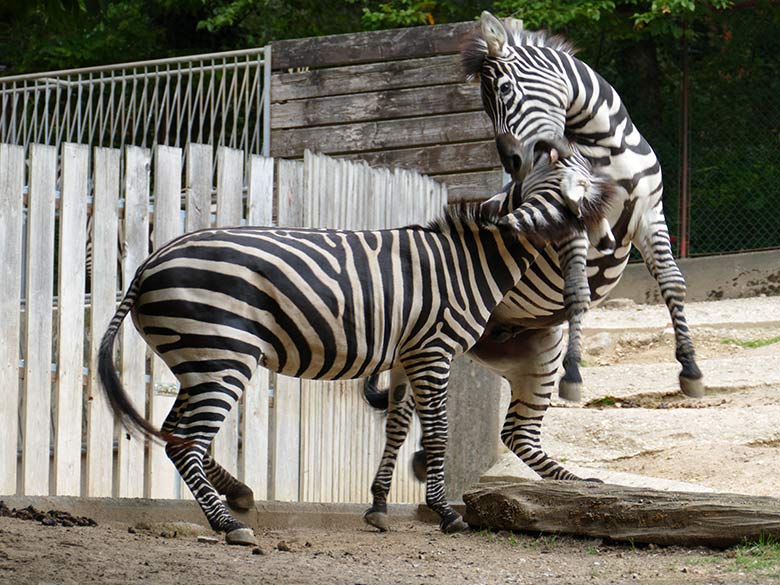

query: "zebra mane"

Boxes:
[424, 201, 504, 233]
[461, 19, 577, 80]
[423, 200, 590, 245]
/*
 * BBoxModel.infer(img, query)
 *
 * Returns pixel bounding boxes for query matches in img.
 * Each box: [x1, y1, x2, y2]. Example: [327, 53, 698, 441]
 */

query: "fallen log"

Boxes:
[463, 479, 780, 548]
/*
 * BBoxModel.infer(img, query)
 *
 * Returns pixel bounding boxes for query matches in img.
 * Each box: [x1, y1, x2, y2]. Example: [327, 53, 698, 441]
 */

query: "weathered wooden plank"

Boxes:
[272, 159, 304, 501]
[434, 169, 504, 202]
[0, 144, 25, 495]
[272, 83, 481, 130]
[340, 140, 500, 177]
[185, 143, 213, 232]
[272, 54, 468, 102]
[464, 479, 780, 548]
[86, 147, 121, 497]
[148, 145, 183, 499]
[271, 111, 494, 158]
[241, 154, 274, 500]
[246, 155, 274, 226]
[21, 144, 57, 496]
[211, 146, 244, 479]
[117, 145, 151, 498]
[271, 22, 476, 70]
[53, 143, 89, 496]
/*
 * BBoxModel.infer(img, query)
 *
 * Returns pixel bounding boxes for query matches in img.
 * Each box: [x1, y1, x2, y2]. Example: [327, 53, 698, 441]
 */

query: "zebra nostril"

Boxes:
[512, 154, 522, 174]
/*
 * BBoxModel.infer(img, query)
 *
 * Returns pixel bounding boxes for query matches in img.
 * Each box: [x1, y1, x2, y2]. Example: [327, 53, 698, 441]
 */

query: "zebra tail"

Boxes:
[362, 375, 389, 412]
[97, 278, 180, 446]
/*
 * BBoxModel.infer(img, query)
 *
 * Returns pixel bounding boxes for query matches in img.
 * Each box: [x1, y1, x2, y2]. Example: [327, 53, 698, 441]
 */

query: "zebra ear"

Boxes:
[480, 11, 508, 58]
[560, 169, 591, 218]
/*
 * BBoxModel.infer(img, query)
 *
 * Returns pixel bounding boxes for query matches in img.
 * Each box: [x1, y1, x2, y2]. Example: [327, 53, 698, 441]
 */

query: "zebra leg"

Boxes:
[406, 360, 468, 534]
[203, 454, 255, 511]
[365, 368, 414, 532]
[471, 326, 598, 482]
[160, 383, 256, 546]
[634, 212, 704, 397]
[558, 235, 591, 402]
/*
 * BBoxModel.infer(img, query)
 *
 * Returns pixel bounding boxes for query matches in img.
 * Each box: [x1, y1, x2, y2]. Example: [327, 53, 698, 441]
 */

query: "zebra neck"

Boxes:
[564, 57, 632, 152]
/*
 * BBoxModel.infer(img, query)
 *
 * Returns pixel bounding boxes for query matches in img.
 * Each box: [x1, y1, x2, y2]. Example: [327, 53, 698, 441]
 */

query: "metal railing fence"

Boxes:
[0, 47, 271, 165]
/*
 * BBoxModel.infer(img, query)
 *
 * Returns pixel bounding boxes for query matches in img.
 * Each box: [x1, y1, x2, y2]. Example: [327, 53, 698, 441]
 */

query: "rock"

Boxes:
[586, 332, 614, 356]
[277, 540, 292, 552]
[197, 536, 219, 544]
[601, 298, 636, 310]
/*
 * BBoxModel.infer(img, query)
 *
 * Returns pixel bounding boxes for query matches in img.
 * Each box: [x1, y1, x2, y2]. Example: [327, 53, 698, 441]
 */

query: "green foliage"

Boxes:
[733, 535, 780, 574]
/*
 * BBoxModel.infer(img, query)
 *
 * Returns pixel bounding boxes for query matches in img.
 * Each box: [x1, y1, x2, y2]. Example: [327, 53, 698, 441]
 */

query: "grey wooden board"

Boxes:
[434, 169, 505, 202]
[0, 144, 24, 495]
[271, 22, 476, 70]
[272, 54, 468, 102]
[339, 140, 501, 177]
[464, 479, 780, 548]
[271, 111, 495, 158]
[272, 83, 482, 129]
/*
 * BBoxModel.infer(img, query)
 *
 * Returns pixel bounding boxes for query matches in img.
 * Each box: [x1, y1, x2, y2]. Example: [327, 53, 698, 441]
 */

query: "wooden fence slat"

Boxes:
[148, 144, 184, 499]
[272, 83, 482, 130]
[272, 158, 304, 501]
[211, 146, 244, 478]
[21, 144, 57, 496]
[270, 21, 475, 70]
[271, 54, 465, 102]
[241, 154, 274, 500]
[53, 143, 89, 496]
[270, 111, 494, 159]
[185, 143, 213, 232]
[117, 145, 151, 498]
[86, 147, 121, 497]
[0, 144, 25, 495]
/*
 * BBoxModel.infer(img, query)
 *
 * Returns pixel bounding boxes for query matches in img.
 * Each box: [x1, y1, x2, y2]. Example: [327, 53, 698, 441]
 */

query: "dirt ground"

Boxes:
[2, 297, 780, 585]
[3, 515, 780, 585]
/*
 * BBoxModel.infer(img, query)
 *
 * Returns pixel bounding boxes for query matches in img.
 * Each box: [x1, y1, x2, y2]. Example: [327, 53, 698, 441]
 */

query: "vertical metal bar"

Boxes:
[262, 45, 271, 158]
[679, 24, 690, 258]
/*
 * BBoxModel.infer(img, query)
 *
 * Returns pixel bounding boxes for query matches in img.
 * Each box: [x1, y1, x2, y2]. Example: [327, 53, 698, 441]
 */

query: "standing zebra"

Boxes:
[364, 11, 703, 492]
[98, 148, 611, 544]
[364, 137, 617, 531]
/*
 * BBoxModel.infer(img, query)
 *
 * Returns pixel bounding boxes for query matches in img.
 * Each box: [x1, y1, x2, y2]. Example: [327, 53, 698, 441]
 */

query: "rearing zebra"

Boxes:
[364, 12, 703, 492]
[98, 149, 610, 544]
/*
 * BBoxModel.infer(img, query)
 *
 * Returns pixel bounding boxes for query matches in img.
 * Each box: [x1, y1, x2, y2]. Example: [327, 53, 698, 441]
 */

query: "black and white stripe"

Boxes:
[98, 159, 609, 543]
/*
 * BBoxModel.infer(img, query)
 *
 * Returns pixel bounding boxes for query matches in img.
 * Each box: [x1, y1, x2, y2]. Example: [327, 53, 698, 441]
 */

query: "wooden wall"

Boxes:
[270, 22, 504, 202]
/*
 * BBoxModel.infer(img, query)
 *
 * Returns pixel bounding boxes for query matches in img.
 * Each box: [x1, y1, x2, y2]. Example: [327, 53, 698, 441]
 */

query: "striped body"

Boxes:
[99, 158, 609, 541]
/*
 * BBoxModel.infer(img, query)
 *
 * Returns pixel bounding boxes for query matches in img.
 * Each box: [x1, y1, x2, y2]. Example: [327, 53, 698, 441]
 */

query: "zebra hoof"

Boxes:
[441, 515, 469, 534]
[558, 379, 582, 402]
[364, 509, 389, 532]
[585, 477, 604, 483]
[412, 449, 427, 482]
[225, 527, 257, 546]
[679, 374, 705, 399]
[226, 486, 255, 511]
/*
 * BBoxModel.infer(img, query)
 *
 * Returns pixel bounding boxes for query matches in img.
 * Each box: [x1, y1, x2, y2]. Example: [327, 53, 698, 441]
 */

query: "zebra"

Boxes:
[98, 149, 611, 544]
[363, 137, 617, 531]
[363, 11, 703, 492]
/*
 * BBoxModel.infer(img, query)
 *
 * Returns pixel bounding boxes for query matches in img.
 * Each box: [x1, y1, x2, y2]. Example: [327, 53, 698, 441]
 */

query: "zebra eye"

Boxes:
[498, 81, 512, 96]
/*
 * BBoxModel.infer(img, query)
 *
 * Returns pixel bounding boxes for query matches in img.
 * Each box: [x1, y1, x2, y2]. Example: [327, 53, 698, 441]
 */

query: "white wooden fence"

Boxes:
[0, 142, 447, 503]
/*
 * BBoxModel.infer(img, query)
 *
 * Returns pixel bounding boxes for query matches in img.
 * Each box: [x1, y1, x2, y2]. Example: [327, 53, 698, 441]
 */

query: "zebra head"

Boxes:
[489, 137, 616, 244]
[463, 11, 575, 181]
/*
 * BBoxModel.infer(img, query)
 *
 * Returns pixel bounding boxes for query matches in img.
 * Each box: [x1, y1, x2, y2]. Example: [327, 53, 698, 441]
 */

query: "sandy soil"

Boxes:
[2, 297, 779, 585]
[2, 515, 779, 585]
